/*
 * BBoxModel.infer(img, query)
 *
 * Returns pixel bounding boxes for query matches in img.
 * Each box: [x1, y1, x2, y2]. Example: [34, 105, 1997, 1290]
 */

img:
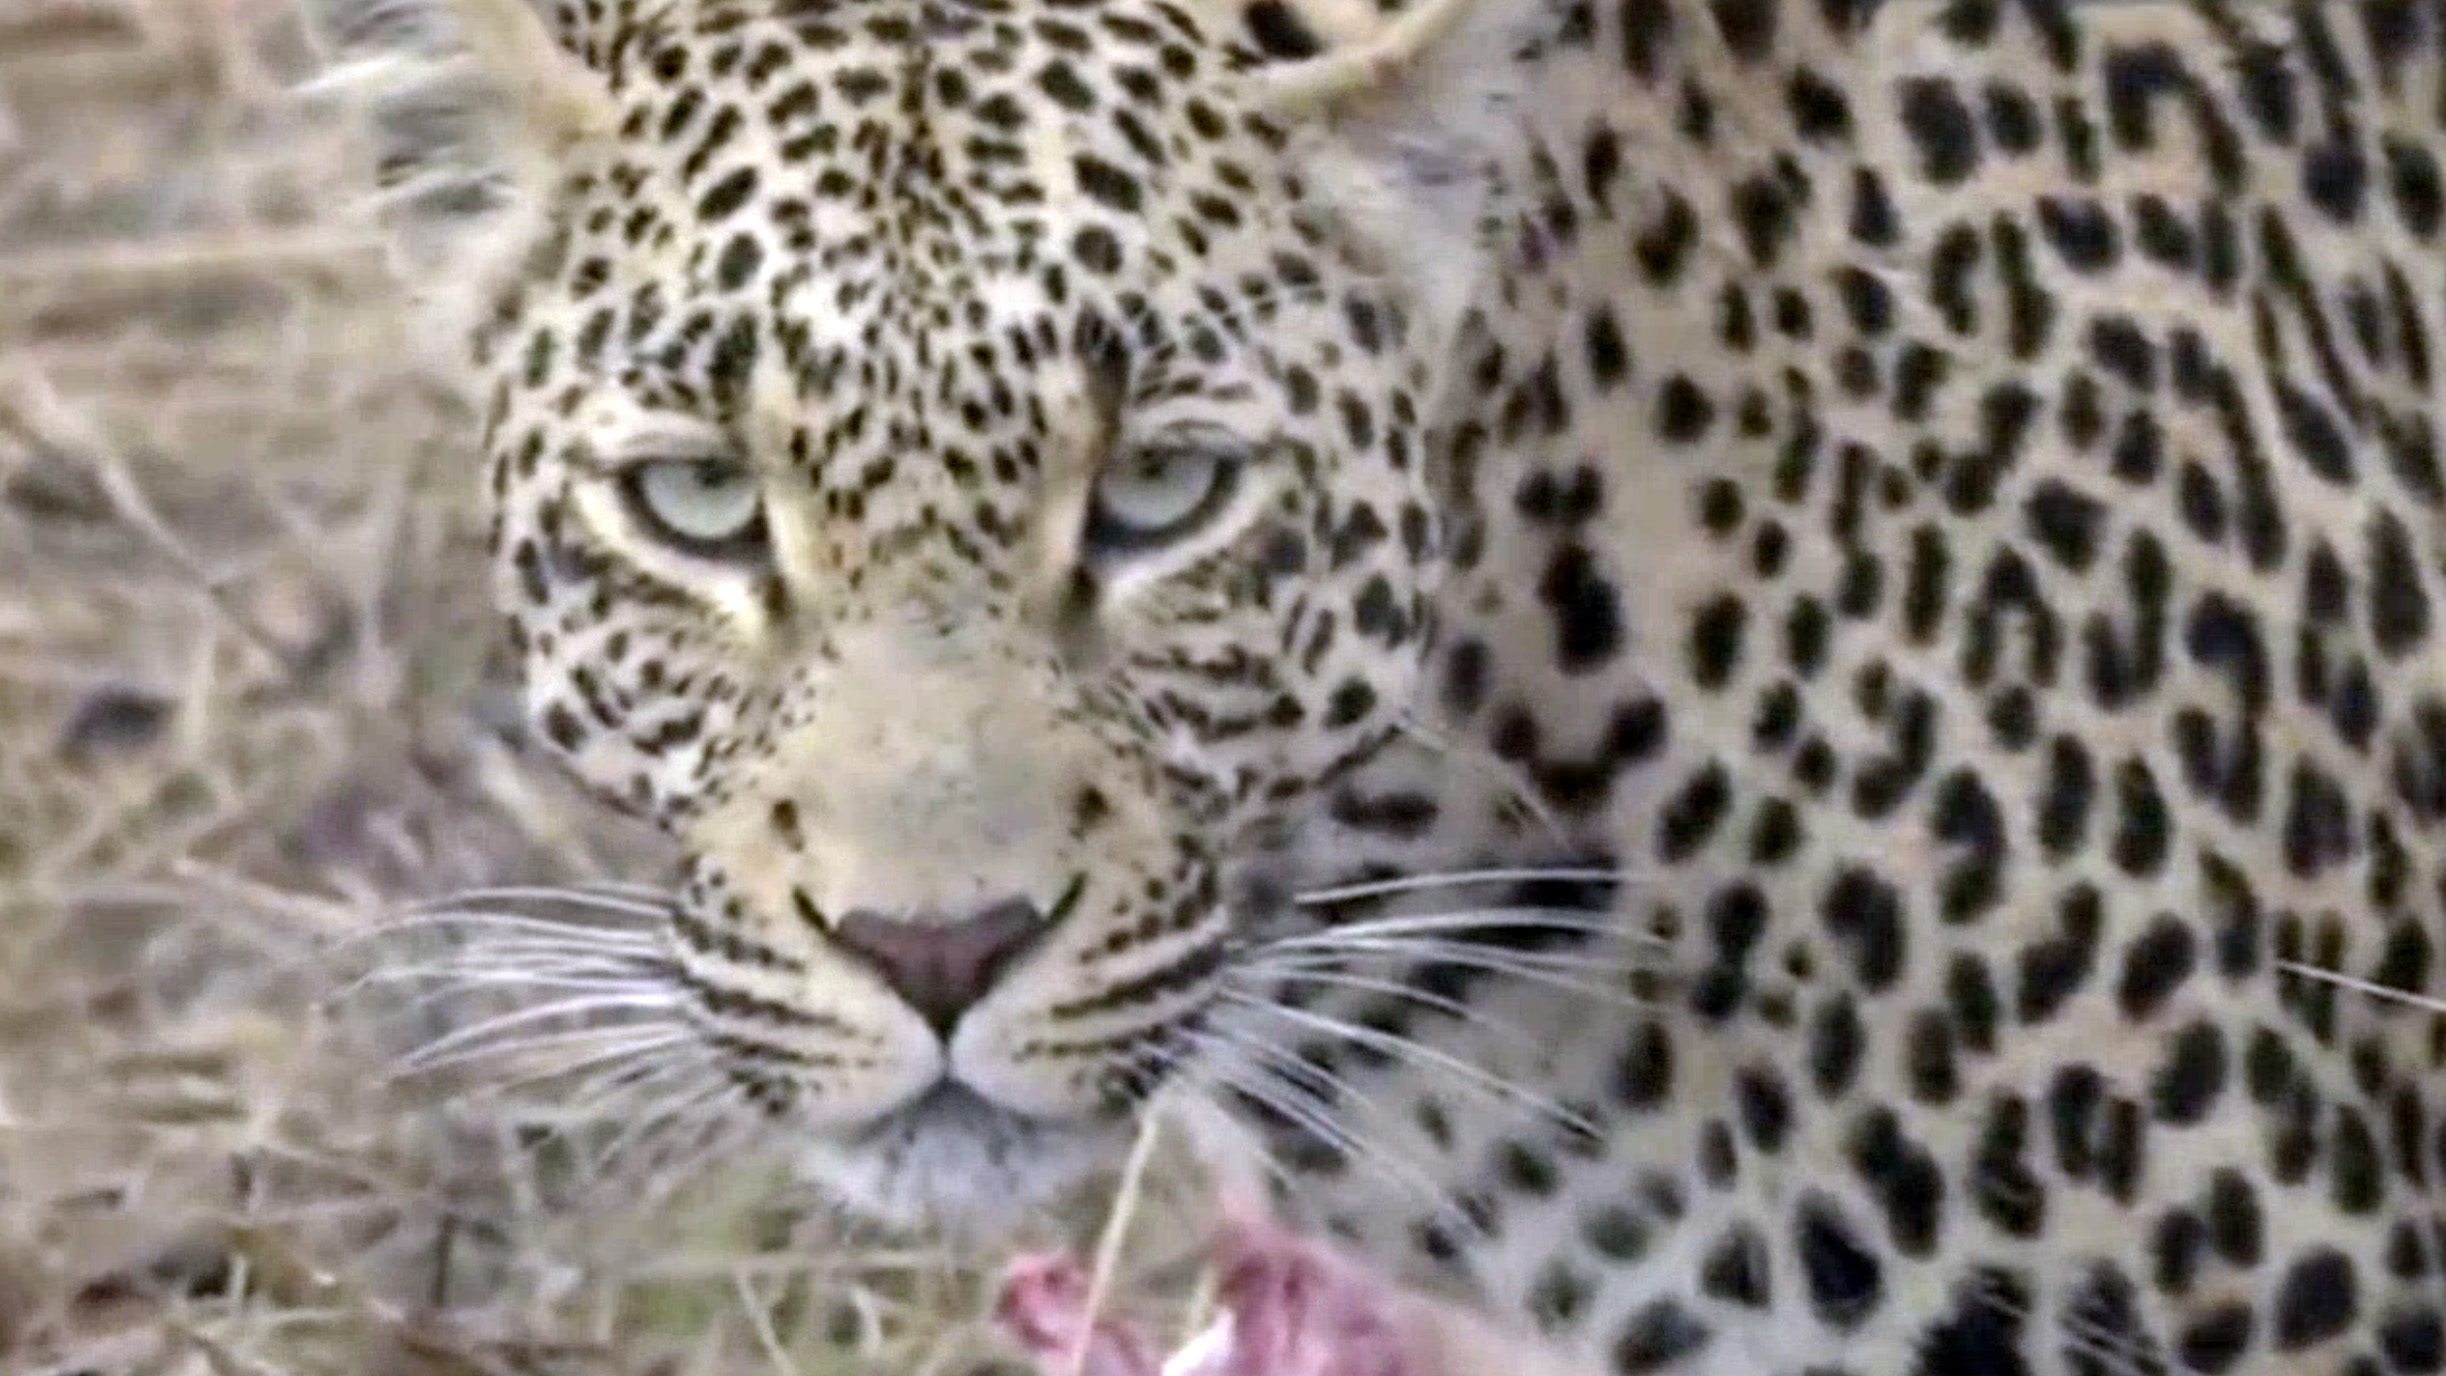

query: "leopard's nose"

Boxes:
[832, 897, 1050, 1037]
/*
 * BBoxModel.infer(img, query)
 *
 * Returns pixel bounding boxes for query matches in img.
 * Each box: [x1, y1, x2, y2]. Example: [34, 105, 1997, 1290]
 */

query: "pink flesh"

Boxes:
[993, 1208, 1414, 1376]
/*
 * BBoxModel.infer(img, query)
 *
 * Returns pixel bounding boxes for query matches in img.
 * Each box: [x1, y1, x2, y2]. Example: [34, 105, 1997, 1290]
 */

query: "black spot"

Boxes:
[1584, 306, 1631, 390]
[1583, 127, 1624, 205]
[1848, 1106, 1945, 1257]
[1809, 996, 1866, 1099]
[714, 232, 763, 289]
[1913, 1267, 2030, 1376]
[1970, 1095, 2044, 1237]
[1581, 1204, 1649, 1260]
[2329, 1105, 2383, 1216]
[2154, 1208, 2207, 1295]
[2115, 915, 2195, 1022]
[1525, 1259, 1591, 1334]
[1610, 1019, 1674, 1111]
[1708, 0, 1775, 60]
[2110, 756, 2172, 877]
[1611, 1298, 1712, 1373]
[2099, 40, 2180, 151]
[2061, 1265, 2160, 1376]
[2379, 1309, 2445, 1373]
[2150, 1019, 2227, 1125]
[1036, 60, 1096, 110]
[1983, 81, 2043, 155]
[1539, 545, 1626, 672]
[2132, 193, 2196, 268]
[1795, 1195, 1884, 1329]
[2272, 1248, 2357, 1349]
[1850, 166, 1901, 246]
[2036, 736, 2097, 858]
[695, 165, 758, 221]
[1946, 955, 2002, 1054]
[1821, 868, 1906, 992]
[1897, 77, 1980, 186]
[1071, 225, 1123, 274]
[1323, 679, 1377, 727]
[1899, 1008, 1958, 1108]
[2087, 315, 2157, 391]
[2276, 380, 2357, 485]
[1928, 223, 1982, 335]
[1618, 0, 1674, 82]
[2368, 509, 2431, 656]
[2305, 136, 2370, 223]
[1688, 595, 1749, 690]
[1735, 1065, 1793, 1153]
[1654, 374, 1717, 443]
[1071, 155, 1142, 212]
[1242, 0, 1322, 56]
[1924, 768, 2005, 927]
[2036, 196, 2119, 272]
[1441, 638, 1490, 716]
[2176, 1305, 2254, 1373]
[1657, 760, 1734, 861]
[1497, 1139, 1561, 1198]
[2386, 136, 2444, 238]
[1788, 66, 1853, 141]
[543, 703, 586, 752]
[1699, 1223, 1770, 1307]
[1634, 192, 1700, 284]
[2023, 480, 2107, 572]
[2019, 884, 2104, 1026]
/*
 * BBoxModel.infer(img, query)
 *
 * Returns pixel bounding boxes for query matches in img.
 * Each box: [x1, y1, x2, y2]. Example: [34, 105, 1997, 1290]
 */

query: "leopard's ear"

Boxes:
[301, 0, 617, 371]
[1245, 0, 1542, 354]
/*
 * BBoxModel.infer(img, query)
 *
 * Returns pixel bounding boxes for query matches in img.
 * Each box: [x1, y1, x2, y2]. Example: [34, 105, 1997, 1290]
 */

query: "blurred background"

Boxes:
[0, 3, 1205, 1371]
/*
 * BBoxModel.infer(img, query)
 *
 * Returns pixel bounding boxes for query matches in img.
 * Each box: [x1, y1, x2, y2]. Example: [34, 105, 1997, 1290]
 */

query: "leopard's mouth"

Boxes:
[796, 1082, 1135, 1233]
[849, 1080, 1049, 1147]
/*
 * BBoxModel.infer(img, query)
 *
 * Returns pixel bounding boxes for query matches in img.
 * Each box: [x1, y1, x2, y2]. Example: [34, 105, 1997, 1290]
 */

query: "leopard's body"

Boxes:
[338, 0, 2446, 1370]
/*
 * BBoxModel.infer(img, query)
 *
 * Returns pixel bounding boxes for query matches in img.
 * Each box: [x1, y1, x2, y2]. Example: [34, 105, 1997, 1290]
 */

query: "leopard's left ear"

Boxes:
[301, 0, 617, 369]
[1245, 0, 1542, 353]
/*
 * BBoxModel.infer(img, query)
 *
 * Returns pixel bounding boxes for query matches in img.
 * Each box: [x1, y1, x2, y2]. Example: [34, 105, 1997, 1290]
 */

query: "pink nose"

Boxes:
[831, 897, 1050, 1036]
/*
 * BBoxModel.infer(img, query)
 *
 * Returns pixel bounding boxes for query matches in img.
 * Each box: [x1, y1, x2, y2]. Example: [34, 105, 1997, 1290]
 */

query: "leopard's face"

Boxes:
[448, 0, 1497, 1225]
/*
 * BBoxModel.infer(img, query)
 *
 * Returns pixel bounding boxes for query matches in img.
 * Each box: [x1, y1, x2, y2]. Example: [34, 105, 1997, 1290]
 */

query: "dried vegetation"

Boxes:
[0, 4, 1212, 1371]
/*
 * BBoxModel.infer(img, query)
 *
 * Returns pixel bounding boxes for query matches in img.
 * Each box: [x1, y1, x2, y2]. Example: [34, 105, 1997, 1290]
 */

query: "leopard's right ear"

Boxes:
[300, 0, 617, 371]
[1236, 0, 1539, 368]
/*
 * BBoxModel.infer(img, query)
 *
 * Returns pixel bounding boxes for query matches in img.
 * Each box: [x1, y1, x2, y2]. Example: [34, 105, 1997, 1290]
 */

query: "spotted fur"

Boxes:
[331, 0, 2446, 1371]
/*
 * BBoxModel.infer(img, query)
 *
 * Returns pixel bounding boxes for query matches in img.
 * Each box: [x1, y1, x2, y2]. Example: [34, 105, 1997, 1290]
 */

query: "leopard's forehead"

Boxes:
[528, 0, 1286, 356]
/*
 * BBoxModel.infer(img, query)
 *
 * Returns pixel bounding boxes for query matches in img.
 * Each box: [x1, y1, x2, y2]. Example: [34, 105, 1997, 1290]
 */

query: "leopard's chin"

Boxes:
[789, 1083, 1134, 1237]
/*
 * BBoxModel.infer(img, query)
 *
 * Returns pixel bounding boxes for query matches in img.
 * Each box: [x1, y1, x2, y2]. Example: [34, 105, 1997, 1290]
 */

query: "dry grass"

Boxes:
[0, 5, 1219, 1372]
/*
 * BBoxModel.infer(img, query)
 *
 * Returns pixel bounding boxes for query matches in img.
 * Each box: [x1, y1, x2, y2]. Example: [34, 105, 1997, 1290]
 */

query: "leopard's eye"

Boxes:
[1086, 445, 1241, 554]
[620, 459, 767, 557]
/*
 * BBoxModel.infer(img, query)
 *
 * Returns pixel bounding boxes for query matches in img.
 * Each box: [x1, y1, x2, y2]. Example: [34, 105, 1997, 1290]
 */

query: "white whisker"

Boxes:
[1177, 1026, 1477, 1241]
[1240, 965, 1542, 1045]
[392, 1023, 691, 1082]
[346, 949, 669, 987]
[583, 1078, 750, 1197]
[1266, 906, 1637, 950]
[1296, 868, 1632, 906]
[357, 962, 671, 994]
[392, 990, 686, 1069]
[1221, 991, 1599, 1141]
[2277, 959, 2446, 1015]
[328, 910, 662, 960]
[402, 884, 675, 918]
[1249, 938, 1645, 1009]
[441, 1037, 696, 1110]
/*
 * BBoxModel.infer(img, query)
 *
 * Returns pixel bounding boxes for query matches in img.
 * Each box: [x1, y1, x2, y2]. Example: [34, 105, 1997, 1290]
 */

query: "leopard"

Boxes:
[317, 0, 2446, 1370]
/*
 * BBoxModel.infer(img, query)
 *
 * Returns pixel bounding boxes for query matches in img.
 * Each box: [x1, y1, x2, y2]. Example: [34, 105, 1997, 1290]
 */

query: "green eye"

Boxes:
[1086, 446, 1241, 554]
[621, 459, 767, 556]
